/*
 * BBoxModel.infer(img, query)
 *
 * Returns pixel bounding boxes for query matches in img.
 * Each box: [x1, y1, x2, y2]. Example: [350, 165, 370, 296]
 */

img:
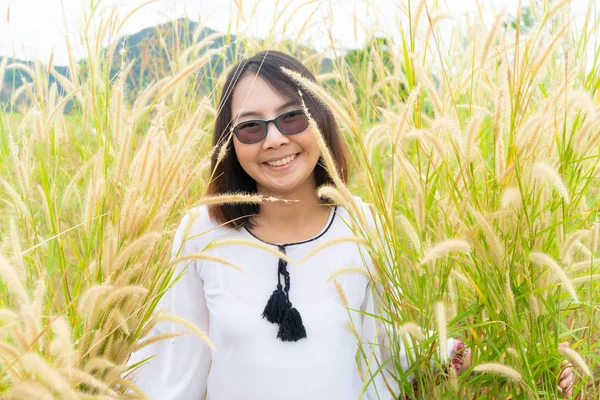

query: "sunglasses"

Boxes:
[232, 109, 309, 144]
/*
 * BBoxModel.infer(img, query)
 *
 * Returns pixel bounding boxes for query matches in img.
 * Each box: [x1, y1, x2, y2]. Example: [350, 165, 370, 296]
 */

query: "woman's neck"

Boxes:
[253, 177, 330, 240]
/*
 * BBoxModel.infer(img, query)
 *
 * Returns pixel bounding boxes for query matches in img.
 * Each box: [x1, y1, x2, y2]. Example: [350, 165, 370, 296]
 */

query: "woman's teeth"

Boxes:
[266, 153, 297, 167]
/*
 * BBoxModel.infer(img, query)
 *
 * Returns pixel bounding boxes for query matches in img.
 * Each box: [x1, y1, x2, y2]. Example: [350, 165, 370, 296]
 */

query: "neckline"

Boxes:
[244, 205, 337, 247]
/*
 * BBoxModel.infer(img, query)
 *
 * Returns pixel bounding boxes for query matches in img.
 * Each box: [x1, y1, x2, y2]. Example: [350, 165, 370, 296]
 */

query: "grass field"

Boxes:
[0, 0, 599, 398]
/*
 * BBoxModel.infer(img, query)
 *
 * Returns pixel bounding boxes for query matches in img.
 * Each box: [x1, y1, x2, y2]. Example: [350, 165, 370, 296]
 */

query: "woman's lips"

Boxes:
[263, 152, 300, 170]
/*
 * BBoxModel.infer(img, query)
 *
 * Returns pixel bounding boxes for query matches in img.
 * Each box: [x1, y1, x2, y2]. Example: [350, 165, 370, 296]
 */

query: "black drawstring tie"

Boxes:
[261, 245, 307, 342]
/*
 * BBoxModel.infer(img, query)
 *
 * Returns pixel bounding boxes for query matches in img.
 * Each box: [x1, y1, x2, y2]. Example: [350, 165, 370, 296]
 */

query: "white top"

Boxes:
[127, 197, 455, 400]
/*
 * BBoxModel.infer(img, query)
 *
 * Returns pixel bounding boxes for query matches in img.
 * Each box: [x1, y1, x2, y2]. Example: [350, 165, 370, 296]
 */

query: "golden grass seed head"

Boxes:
[501, 187, 522, 209]
[558, 345, 592, 377]
[528, 252, 578, 303]
[396, 213, 421, 254]
[398, 322, 425, 341]
[19, 352, 78, 397]
[470, 208, 505, 268]
[532, 162, 570, 202]
[2, 381, 55, 400]
[332, 279, 349, 308]
[154, 313, 215, 351]
[435, 302, 448, 363]
[560, 229, 591, 264]
[169, 252, 245, 272]
[506, 347, 520, 358]
[299, 236, 368, 265]
[480, 12, 505, 69]
[420, 240, 471, 264]
[60, 367, 119, 397]
[0, 254, 30, 306]
[473, 363, 522, 381]
[571, 274, 600, 286]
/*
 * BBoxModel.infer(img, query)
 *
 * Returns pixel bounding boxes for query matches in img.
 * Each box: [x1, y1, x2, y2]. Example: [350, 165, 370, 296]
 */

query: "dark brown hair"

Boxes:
[207, 50, 349, 229]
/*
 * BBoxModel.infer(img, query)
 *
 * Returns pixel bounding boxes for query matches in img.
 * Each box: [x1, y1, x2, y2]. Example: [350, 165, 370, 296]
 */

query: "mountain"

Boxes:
[0, 18, 334, 111]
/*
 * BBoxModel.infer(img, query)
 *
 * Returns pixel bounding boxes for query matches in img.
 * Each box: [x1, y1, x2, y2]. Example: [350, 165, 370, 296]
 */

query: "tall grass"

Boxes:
[0, 0, 599, 398]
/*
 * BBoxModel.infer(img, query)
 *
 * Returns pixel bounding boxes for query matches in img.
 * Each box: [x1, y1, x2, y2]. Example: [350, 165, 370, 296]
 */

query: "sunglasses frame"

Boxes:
[231, 109, 309, 144]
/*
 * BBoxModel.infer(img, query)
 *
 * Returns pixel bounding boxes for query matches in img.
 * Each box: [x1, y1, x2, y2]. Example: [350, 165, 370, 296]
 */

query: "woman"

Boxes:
[127, 50, 574, 399]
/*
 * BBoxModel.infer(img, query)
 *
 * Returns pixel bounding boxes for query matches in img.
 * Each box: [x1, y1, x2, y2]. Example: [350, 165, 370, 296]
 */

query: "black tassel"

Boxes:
[262, 245, 307, 342]
[276, 305, 307, 342]
[262, 284, 288, 324]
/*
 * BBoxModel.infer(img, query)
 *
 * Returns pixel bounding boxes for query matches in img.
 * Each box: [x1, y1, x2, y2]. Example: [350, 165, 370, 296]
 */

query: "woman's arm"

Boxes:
[127, 211, 212, 400]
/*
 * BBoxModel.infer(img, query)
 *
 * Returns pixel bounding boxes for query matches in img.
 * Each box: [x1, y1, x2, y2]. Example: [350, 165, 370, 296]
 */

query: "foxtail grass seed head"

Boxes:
[420, 240, 471, 264]
[397, 214, 421, 254]
[299, 236, 367, 265]
[0, 254, 30, 306]
[532, 162, 570, 202]
[506, 348, 520, 358]
[346, 321, 361, 341]
[480, 12, 504, 68]
[558, 346, 592, 377]
[501, 187, 522, 208]
[3, 381, 55, 400]
[281, 66, 353, 133]
[470, 208, 504, 268]
[560, 229, 591, 264]
[473, 363, 522, 381]
[169, 252, 245, 272]
[332, 280, 349, 307]
[398, 322, 425, 341]
[197, 193, 265, 206]
[528, 252, 579, 303]
[155, 314, 215, 351]
[571, 274, 600, 286]
[493, 88, 506, 181]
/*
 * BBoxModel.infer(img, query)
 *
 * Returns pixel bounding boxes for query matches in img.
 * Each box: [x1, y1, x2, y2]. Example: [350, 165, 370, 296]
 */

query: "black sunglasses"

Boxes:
[232, 109, 309, 144]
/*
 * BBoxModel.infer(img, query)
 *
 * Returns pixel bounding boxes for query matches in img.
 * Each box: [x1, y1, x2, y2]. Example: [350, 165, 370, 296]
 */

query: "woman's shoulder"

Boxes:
[335, 195, 378, 230]
[171, 204, 225, 255]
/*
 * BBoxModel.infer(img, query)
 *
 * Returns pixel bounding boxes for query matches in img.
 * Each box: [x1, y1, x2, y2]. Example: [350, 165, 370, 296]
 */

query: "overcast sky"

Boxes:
[0, 0, 596, 65]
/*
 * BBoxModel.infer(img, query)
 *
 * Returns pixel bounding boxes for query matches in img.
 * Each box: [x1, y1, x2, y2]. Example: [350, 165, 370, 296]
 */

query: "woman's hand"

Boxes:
[450, 341, 575, 398]
[557, 342, 575, 398]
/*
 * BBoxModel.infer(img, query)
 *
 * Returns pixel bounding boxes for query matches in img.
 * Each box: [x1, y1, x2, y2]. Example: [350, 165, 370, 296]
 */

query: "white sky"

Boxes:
[0, 0, 596, 65]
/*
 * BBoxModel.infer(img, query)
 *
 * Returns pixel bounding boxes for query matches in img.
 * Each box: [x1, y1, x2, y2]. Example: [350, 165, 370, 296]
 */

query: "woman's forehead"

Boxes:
[231, 73, 296, 118]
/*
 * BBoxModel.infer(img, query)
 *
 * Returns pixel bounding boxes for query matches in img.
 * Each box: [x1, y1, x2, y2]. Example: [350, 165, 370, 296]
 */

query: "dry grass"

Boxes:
[0, 0, 599, 398]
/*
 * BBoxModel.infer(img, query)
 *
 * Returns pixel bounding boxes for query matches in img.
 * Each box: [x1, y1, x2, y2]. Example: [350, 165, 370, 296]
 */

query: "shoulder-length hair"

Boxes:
[206, 50, 349, 229]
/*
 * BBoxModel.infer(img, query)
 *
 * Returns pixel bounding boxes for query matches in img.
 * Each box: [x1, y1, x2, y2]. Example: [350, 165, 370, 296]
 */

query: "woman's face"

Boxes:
[230, 72, 321, 197]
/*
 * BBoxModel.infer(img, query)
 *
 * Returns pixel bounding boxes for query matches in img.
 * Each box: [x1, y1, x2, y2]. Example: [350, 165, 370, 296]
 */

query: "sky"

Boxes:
[0, 0, 596, 65]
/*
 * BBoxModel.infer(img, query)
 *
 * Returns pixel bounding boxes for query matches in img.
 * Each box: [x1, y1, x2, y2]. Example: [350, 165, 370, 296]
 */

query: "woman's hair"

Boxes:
[206, 50, 349, 229]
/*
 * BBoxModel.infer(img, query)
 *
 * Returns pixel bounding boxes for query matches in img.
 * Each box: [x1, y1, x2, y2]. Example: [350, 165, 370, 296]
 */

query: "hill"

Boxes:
[0, 18, 334, 111]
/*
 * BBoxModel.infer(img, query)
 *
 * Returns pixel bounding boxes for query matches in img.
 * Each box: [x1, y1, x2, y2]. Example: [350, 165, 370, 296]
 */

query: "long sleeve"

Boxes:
[127, 210, 212, 400]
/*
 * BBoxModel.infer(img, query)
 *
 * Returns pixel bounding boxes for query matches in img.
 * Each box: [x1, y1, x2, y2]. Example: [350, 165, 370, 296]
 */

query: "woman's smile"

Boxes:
[263, 152, 301, 169]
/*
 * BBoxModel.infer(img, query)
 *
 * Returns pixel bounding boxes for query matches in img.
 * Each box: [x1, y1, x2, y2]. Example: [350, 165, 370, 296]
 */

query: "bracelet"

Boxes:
[449, 339, 466, 371]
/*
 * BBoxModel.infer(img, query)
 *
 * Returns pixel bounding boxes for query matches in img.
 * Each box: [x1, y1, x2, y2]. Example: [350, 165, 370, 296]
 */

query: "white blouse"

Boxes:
[127, 197, 455, 400]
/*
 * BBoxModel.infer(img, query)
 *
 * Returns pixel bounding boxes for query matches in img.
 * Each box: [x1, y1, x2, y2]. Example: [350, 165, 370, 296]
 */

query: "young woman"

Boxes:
[128, 50, 574, 399]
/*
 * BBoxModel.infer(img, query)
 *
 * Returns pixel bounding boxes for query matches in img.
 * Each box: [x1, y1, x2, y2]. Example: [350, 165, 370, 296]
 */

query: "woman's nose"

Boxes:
[262, 120, 289, 149]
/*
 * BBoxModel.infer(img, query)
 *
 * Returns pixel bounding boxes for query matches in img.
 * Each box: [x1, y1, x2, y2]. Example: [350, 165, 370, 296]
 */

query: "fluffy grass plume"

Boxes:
[528, 252, 579, 303]
[1, 0, 599, 398]
[420, 240, 471, 264]
[558, 345, 593, 378]
[532, 162, 570, 202]
[473, 363, 522, 381]
[436, 302, 448, 363]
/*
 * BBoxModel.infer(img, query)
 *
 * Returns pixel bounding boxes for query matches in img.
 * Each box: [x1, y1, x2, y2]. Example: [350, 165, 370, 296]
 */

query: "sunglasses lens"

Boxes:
[277, 111, 308, 134]
[235, 121, 266, 143]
